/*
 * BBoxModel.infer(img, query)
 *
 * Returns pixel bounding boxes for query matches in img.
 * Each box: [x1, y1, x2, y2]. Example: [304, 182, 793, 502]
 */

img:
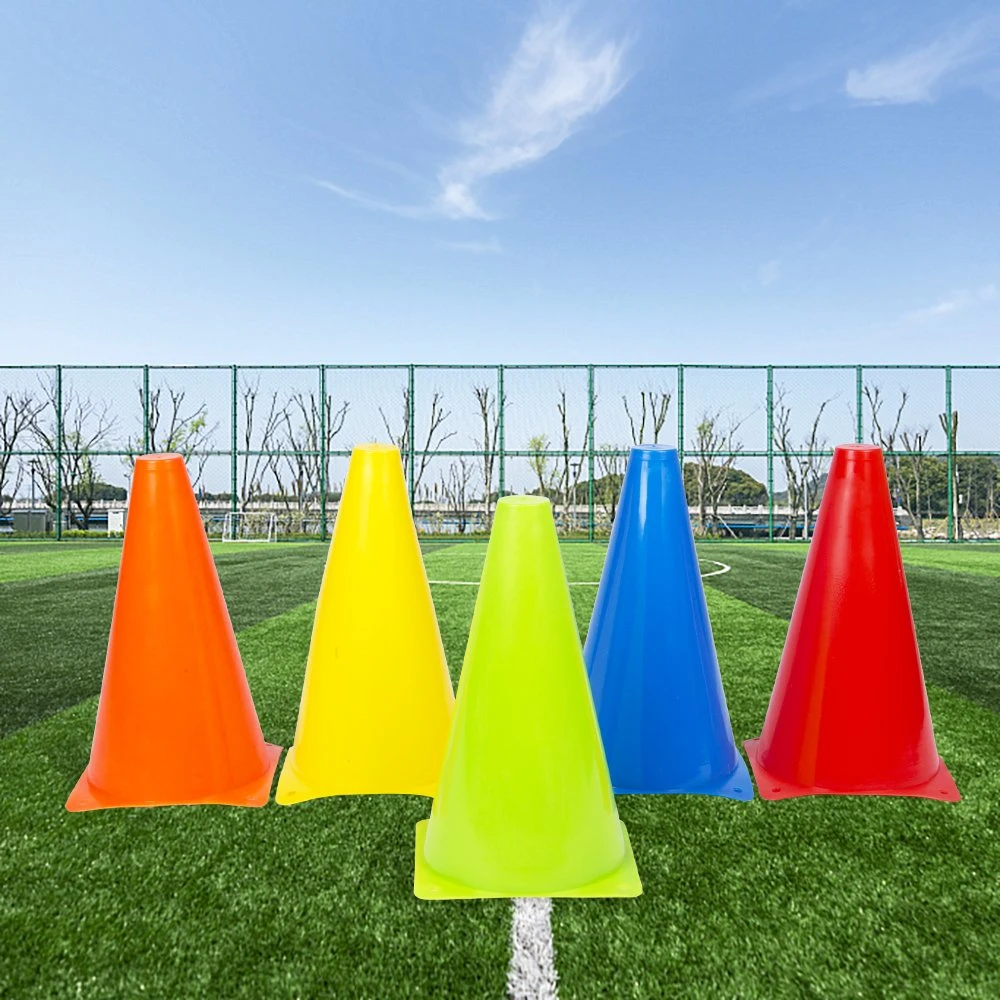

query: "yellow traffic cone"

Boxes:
[414, 495, 642, 898]
[275, 444, 455, 804]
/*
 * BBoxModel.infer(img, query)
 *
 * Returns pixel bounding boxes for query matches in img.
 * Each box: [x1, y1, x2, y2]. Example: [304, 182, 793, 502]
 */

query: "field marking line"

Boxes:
[701, 559, 732, 578]
[508, 898, 558, 1000]
[428, 559, 732, 588]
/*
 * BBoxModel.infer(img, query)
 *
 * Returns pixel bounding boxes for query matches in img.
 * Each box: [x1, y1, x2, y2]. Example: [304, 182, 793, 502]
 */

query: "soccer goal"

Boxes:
[221, 511, 278, 543]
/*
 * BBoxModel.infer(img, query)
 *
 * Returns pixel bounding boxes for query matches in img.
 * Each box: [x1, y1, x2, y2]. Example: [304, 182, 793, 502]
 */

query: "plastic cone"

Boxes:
[744, 444, 960, 802]
[275, 444, 454, 804]
[584, 446, 752, 800]
[66, 454, 280, 811]
[414, 495, 641, 899]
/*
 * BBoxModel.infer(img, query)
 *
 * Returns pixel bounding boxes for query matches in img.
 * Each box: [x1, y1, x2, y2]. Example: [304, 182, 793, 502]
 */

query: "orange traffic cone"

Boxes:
[66, 453, 281, 811]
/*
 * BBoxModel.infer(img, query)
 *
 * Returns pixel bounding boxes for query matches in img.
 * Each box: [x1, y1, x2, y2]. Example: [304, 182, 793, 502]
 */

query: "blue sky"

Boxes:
[2, 0, 999, 365]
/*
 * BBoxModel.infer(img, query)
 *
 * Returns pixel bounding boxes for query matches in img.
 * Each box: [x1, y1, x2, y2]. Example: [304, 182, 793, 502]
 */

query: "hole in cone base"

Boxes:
[744, 739, 960, 802]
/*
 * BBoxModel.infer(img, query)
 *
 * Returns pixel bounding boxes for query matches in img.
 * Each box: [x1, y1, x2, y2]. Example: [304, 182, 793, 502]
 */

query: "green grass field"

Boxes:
[1, 541, 998, 998]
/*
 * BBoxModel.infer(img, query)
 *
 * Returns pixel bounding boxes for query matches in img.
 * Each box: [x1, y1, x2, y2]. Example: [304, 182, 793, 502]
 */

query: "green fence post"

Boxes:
[767, 365, 774, 541]
[587, 364, 595, 542]
[497, 365, 505, 500]
[676, 363, 685, 483]
[55, 364, 63, 540]
[407, 364, 416, 510]
[142, 364, 150, 453]
[945, 365, 954, 542]
[855, 365, 864, 443]
[319, 365, 328, 541]
[231, 365, 238, 522]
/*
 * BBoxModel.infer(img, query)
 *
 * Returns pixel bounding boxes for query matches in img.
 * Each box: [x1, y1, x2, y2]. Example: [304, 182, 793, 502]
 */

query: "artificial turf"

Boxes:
[0, 544, 328, 737]
[1, 541, 998, 997]
[704, 543, 1000, 714]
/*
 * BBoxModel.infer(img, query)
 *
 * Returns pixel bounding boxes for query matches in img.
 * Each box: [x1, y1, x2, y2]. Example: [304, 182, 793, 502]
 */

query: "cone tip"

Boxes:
[834, 443, 883, 461]
[352, 442, 400, 456]
[629, 445, 678, 460]
[134, 452, 185, 465]
[498, 494, 549, 509]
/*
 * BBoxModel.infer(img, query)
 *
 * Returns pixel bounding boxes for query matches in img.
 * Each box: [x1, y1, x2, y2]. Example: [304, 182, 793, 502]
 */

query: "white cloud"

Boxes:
[437, 237, 504, 254]
[434, 9, 630, 219]
[317, 6, 630, 221]
[846, 22, 998, 105]
[758, 259, 782, 287]
[903, 282, 997, 322]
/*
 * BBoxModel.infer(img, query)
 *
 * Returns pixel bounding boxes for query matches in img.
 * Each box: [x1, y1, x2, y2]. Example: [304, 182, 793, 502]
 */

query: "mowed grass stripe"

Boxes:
[0, 602, 510, 1000]
[0, 546, 328, 737]
[701, 543, 1000, 714]
[0, 541, 126, 583]
[552, 586, 1000, 1000]
[0, 541, 516, 740]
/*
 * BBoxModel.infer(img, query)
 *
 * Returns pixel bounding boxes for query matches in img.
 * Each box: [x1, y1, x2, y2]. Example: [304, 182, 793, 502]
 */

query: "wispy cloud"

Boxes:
[846, 20, 1000, 105]
[903, 282, 997, 322]
[757, 259, 782, 287]
[437, 237, 504, 254]
[433, 8, 630, 219]
[311, 181, 433, 220]
[316, 6, 631, 221]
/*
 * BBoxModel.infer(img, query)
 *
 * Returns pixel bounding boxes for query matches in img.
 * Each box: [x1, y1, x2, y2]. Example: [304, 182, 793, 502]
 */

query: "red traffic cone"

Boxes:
[744, 444, 960, 802]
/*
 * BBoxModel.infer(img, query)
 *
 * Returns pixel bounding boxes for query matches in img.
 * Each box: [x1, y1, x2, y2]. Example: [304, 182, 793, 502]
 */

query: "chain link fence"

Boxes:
[1, 364, 997, 542]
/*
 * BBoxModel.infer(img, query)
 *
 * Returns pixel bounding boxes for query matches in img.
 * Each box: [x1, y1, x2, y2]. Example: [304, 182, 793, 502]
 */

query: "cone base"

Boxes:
[413, 820, 642, 900]
[613, 754, 754, 801]
[274, 745, 438, 805]
[743, 739, 961, 802]
[65, 742, 282, 812]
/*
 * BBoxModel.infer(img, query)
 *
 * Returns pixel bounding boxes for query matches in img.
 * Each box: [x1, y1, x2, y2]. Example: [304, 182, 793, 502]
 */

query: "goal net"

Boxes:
[222, 511, 278, 543]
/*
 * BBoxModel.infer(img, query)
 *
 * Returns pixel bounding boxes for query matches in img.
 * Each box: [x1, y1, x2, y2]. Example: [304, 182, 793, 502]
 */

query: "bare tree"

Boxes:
[623, 388, 672, 444]
[527, 434, 559, 498]
[439, 457, 477, 534]
[270, 390, 349, 532]
[124, 384, 218, 489]
[555, 388, 590, 532]
[596, 445, 626, 525]
[379, 388, 456, 497]
[473, 384, 504, 528]
[898, 427, 931, 539]
[691, 411, 744, 535]
[772, 386, 833, 539]
[31, 377, 117, 530]
[238, 376, 283, 512]
[865, 383, 934, 540]
[1, 389, 44, 515]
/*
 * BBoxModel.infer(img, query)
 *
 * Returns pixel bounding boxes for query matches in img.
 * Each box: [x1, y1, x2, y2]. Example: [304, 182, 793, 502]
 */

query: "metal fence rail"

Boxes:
[1, 364, 998, 542]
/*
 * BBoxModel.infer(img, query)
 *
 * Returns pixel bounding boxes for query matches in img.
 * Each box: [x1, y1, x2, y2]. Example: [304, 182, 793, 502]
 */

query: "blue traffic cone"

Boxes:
[584, 446, 752, 800]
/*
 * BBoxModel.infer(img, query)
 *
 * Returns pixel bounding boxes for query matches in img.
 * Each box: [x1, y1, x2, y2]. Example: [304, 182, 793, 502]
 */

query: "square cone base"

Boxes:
[413, 820, 643, 900]
[274, 745, 438, 805]
[743, 739, 961, 802]
[65, 743, 282, 812]
[613, 755, 754, 801]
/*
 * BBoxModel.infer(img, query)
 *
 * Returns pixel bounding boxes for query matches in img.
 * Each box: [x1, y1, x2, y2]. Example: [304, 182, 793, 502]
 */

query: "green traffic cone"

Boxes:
[414, 495, 642, 899]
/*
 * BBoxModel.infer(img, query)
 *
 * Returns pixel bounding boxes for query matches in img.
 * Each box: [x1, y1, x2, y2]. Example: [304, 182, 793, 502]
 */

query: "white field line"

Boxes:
[428, 558, 731, 588]
[507, 898, 558, 1000]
